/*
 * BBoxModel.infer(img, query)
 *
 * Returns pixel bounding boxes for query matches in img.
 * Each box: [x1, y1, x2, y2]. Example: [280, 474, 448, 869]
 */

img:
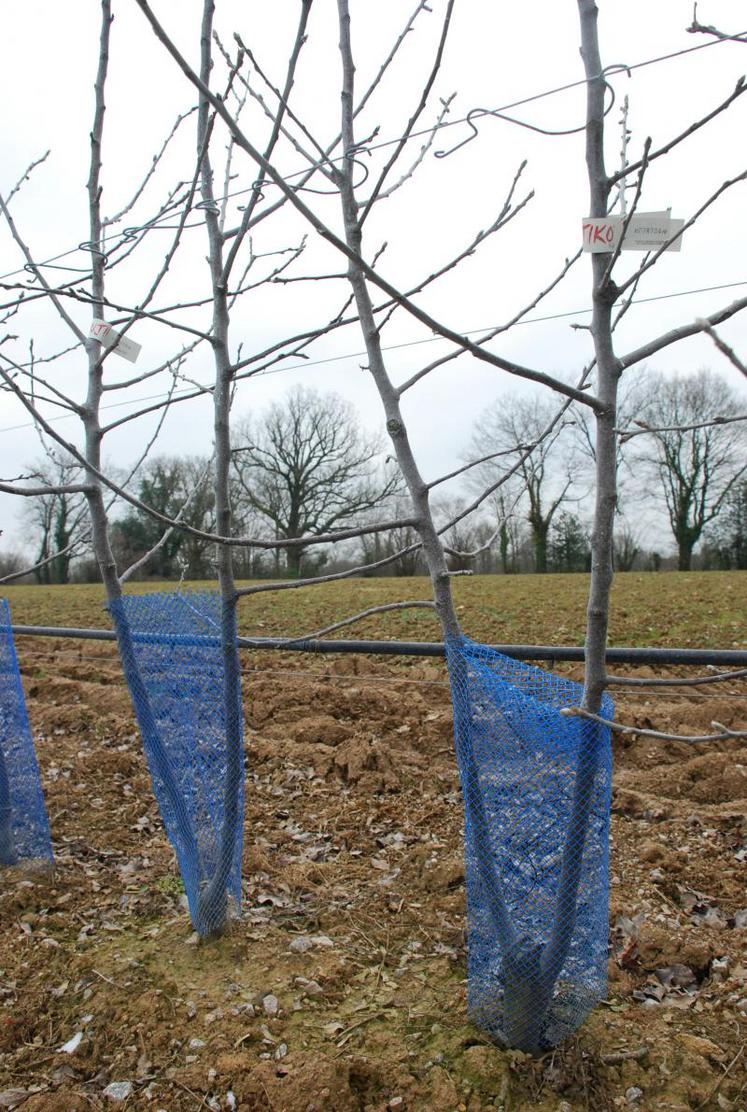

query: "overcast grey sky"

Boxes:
[1, 1, 746, 556]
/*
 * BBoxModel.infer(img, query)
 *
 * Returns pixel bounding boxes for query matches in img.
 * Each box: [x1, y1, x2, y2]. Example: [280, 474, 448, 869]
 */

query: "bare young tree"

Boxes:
[0, 0, 329, 935]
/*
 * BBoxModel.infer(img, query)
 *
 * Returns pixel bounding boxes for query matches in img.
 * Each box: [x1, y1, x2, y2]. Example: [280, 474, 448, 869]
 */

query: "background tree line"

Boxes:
[6, 368, 745, 584]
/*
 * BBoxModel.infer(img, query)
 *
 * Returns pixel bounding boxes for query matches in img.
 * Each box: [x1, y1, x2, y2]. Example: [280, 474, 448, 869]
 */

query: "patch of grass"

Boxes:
[155, 874, 185, 897]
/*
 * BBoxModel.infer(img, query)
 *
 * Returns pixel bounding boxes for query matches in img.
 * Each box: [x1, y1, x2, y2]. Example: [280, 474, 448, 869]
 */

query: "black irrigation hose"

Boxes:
[9, 624, 747, 667]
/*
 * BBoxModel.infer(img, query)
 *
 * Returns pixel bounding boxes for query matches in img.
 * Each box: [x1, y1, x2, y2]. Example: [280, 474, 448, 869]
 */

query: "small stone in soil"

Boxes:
[103, 1081, 134, 1102]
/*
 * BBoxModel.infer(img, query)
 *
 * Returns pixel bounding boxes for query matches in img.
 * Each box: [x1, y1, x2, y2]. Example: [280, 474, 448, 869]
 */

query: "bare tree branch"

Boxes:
[365, 94, 455, 206]
[688, 17, 747, 45]
[397, 249, 581, 396]
[222, 1, 313, 282]
[618, 413, 747, 441]
[427, 444, 535, 491]
[0, 481, 93, 497]
[359, 0, 456, 222]
[607, 77, 746, 185]
[280, 600, 437, 645]
[606, 668, 747, 687]
[601, 138, 651, 285]
[0, 534, 90, 585]
[0, 194, 87, 343]
[561, 705, 747, 743]
[697, 318, 747, 379]
[620, 293, 747, 369]
[5, 151, 51, 207]
[104, 107, 198, 226]
[131, 0, 606, 413]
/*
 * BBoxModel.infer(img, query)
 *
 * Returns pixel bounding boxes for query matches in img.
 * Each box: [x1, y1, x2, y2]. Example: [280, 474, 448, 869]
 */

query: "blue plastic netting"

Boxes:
[0, 599, 53, 868]
[446, 636, 612, 1052]
[109, 591, 244, 936]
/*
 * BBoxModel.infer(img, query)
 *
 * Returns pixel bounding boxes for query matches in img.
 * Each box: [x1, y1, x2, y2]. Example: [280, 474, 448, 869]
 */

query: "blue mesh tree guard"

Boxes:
[0, 599, 53, 868]
[446, 636, 613, 1052]
[108, 591, 244, 936]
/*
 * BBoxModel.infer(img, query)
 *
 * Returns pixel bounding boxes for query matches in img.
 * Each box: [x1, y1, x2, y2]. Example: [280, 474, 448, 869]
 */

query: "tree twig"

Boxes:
[279, 600, 437, 644]
[606, 668, 747, 687]
[697, 318, 747, 379]
[617, 413, 747, 441]
[621, 293, 747, 369]
[560, 705, 747, 743]
[607, 77, 746, 185]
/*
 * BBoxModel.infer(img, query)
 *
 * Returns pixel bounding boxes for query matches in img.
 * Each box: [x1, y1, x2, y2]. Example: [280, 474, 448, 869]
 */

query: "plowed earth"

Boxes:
[0, 574, 745, 1111]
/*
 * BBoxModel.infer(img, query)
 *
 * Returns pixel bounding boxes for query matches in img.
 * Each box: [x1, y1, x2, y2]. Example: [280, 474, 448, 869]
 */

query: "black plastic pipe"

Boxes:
[9, 624, 747, 667]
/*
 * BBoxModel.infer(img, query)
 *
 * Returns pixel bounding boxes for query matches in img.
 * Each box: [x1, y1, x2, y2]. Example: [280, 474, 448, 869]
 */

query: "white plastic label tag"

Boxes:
[582, 212, 684, 254]
[622, 213, 685, 252]
[89, 319, 141, 363]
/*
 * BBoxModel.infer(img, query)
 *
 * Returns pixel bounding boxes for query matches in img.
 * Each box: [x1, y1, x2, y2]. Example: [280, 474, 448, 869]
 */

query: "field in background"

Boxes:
[0, 572, 745, 1110]
[6, 570, 747, 649]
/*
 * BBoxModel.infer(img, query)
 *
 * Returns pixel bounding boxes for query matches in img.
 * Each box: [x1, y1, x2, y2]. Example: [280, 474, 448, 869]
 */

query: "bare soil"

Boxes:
[0, 587, 746, 1110]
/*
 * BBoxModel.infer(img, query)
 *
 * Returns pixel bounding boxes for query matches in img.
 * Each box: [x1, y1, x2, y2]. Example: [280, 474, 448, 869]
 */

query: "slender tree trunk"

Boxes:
[577, 0, 619, 714]
[497, 1, 621, 1052]
[193, 0, 243, 935]
[336, 2, 459, 638]
[81, 0, 204, 925]
[0, 744, 16, 866]
[83, 0, 122, 609]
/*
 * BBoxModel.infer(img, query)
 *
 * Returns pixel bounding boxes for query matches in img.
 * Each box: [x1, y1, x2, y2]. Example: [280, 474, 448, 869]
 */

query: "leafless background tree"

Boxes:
[231, 387, 401, 578]
[628, 368, 747, 569]
[467, 395, 580, 573]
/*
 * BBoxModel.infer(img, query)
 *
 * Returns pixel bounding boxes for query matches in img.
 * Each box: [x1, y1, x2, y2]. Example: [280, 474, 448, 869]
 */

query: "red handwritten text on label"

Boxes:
[583, 222, 614, 245]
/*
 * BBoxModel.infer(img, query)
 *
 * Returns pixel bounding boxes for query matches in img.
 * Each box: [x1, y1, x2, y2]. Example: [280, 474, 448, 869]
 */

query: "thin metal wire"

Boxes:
[2, 275, 745, 435]
[1, 29, 743, 284]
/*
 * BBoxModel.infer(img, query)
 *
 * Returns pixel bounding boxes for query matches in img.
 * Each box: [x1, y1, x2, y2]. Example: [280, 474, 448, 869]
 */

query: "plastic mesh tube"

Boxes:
[0, 599, 53, 868]
[109, 592, 244, 936]
[446, 636, 612, 1051]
